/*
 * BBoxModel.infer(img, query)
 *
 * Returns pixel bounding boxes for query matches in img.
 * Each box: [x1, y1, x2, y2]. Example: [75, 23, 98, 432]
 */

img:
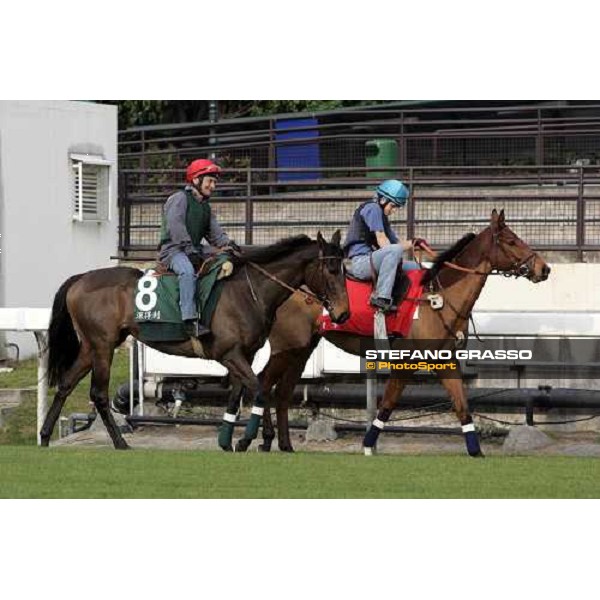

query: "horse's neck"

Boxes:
[248, 249, 313, 315]
[437, 237, 491, 320]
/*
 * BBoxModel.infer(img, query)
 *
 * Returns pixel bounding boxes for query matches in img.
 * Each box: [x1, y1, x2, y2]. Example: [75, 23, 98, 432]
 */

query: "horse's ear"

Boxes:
[331, 230, 341, 247]
[491, 209, 499, 233]
[498, 209, 506, 228]
[316, 231, 325, 246]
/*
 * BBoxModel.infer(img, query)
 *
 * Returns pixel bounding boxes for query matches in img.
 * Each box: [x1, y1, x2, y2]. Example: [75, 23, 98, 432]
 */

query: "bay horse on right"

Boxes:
[259, 209, 551, 457]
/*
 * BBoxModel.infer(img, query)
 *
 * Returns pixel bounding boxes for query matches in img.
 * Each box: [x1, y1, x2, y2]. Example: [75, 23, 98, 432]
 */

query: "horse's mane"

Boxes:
[421, 233, 477, 285]
[234, 235, 314, 265]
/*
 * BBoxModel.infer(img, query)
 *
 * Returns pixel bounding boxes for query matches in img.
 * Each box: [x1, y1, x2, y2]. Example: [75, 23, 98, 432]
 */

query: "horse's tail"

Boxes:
[47, 274, 85, 388]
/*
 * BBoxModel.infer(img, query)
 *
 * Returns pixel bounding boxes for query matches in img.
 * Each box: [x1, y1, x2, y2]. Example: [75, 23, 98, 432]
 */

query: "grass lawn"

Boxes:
[2, 351, 599, 499]
[0, 348, 130, 445]
[0, 446, 599, 498]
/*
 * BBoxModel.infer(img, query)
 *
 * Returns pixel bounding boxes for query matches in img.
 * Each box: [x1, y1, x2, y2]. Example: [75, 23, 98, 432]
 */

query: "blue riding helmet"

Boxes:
[376, 179, 410, 207]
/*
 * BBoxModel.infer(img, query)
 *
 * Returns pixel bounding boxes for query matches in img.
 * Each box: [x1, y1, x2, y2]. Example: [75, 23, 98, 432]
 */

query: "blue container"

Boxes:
[275, 118, 321, 181]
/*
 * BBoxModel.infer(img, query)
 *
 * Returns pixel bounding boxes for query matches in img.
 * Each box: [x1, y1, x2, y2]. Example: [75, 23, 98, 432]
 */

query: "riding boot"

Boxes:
[392, 271, 412, 306]
[184, 318, 211, 338]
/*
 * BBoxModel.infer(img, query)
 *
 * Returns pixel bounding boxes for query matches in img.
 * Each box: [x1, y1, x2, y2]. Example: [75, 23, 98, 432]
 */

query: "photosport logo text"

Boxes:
[360, 337, 600, 380]
[363, 348, 533, 374]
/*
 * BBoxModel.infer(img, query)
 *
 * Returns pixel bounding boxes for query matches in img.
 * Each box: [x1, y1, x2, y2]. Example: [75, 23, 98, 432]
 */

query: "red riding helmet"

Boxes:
[186, 159, 222, 183]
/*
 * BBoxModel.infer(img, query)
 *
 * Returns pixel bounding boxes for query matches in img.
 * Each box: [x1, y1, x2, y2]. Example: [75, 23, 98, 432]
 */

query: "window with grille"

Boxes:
[71, 153, 112, 222]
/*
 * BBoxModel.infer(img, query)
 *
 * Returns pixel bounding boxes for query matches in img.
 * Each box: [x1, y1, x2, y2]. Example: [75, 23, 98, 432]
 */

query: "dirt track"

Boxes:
[53, 420, 600, 457]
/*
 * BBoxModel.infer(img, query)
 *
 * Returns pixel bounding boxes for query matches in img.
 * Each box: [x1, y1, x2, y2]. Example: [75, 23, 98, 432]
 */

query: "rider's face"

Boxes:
[194, 176, 218, 197]
[383, 202, 396, 216]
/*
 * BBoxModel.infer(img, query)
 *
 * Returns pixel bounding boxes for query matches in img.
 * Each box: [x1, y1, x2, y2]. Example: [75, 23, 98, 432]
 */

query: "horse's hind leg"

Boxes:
[438, 374, 483, 457]
[363, 378, 406, 455]
[90, 349, 129, 450]
[40, 345, 92, 447]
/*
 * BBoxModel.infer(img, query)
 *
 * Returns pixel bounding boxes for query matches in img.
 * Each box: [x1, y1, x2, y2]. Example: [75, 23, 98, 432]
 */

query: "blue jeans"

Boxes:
[169, 252, 197, 321]
[348, 245, 416, 300]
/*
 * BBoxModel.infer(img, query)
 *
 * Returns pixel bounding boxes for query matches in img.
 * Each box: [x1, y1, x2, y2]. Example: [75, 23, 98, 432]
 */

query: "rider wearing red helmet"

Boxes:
[186, 158, 222, 186]
[158, 158, 240, 339]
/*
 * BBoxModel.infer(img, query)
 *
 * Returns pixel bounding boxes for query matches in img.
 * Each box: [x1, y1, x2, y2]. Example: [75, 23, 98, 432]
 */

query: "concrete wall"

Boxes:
[476, 263, 599, 311]
[0, 101, 118, 357]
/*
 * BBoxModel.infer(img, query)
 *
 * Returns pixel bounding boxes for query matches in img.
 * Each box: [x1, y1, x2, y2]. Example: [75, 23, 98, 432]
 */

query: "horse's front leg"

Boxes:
[235, 378, 264, 453]
[260, 405, 276, 453]
[257, 351, 295, 452]
[218, 383, 245, 451]
[275, 344, 318, 452]
[257, 361, 279, 453]
[363, 377, 406, 455]
[275, 385, 294, 452]
[220, 350, 264, 453]
[438, 372, 484, 457]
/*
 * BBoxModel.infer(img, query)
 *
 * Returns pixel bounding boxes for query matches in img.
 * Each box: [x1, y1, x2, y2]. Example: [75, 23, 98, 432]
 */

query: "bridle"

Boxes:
[417, 230, 538, 279]
[489, 231, 538, 279]
[416, 230, 539, 342]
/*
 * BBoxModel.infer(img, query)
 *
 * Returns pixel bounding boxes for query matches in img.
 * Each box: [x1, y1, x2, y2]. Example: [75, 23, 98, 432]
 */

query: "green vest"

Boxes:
[160, 190, 212, 248]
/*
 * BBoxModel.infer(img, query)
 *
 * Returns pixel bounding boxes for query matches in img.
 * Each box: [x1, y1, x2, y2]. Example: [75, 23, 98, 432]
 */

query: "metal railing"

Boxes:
[118, 102, 600, 172]
[118, 165, 600, 262]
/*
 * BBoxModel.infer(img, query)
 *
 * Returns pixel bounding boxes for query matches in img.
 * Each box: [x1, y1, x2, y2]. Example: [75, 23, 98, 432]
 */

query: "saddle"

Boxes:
[134, 254, 234, 343]
[319, 269, 425, 338]
[345, 263, 412, 307]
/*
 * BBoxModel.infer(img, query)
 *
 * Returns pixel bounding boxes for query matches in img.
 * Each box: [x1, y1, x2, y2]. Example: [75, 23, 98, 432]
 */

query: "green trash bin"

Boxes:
[366, 138, 399, 179]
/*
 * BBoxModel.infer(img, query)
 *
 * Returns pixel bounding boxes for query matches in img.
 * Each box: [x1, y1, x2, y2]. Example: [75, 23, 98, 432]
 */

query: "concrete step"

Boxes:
[0, 388, 35, 427]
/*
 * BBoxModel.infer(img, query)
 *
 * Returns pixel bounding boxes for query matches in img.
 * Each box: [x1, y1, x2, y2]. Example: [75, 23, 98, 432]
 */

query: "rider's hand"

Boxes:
[188, 252, 203, 270]
[412, 237, 429, 249]
[222, 241, 242, 254]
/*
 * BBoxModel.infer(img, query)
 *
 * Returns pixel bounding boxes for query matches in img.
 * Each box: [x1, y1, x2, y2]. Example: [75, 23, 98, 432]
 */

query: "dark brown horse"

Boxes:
[258, 210, 550, 456]
[43, 232, 349, 450]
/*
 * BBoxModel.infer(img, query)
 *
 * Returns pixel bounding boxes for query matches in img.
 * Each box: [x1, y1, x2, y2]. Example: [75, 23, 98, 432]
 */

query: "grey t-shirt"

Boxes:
[158, 188, 231, 265]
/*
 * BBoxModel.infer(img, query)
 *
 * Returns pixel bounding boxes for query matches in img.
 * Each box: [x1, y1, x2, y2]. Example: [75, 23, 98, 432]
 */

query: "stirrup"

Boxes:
[370, 296, 396, 313]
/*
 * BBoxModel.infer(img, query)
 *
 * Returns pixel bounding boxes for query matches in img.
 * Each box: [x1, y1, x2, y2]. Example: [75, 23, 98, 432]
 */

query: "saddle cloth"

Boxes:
[134, 255, 232, 342]
[319, 269, 425, 338]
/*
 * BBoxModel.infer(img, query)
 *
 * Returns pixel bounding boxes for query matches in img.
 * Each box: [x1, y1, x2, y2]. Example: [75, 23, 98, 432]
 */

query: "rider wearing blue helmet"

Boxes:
[343, 179, 418, 312]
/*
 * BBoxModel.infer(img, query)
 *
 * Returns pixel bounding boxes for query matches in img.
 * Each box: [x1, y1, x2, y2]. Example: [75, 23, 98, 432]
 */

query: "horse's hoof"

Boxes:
[220, 444, 233, 452]
[258, 444, 271, 452]
[235, 439, 251, 452]
[116, 444, 130, 450]
[279, 445, 294, 453]
[364, 446, 375, 456]
[471, 451, 485, 458]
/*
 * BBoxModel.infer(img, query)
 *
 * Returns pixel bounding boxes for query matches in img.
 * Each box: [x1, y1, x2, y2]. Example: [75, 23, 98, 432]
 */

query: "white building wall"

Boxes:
[476, 263, 599, 312]
[0, 100, 118, 357]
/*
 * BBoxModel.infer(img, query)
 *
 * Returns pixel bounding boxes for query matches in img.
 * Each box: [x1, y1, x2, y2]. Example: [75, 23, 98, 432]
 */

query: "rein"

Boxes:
[414, 233, 537, 343]
[417, 238, 536, 279]
[245, 254, 341, 308]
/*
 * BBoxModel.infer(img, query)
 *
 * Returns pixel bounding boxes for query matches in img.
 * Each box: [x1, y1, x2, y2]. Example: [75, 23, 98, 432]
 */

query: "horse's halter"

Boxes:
[489, 230, 538, 279]
[422, 228, 537, 279]
[304, 249, 346, 312]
